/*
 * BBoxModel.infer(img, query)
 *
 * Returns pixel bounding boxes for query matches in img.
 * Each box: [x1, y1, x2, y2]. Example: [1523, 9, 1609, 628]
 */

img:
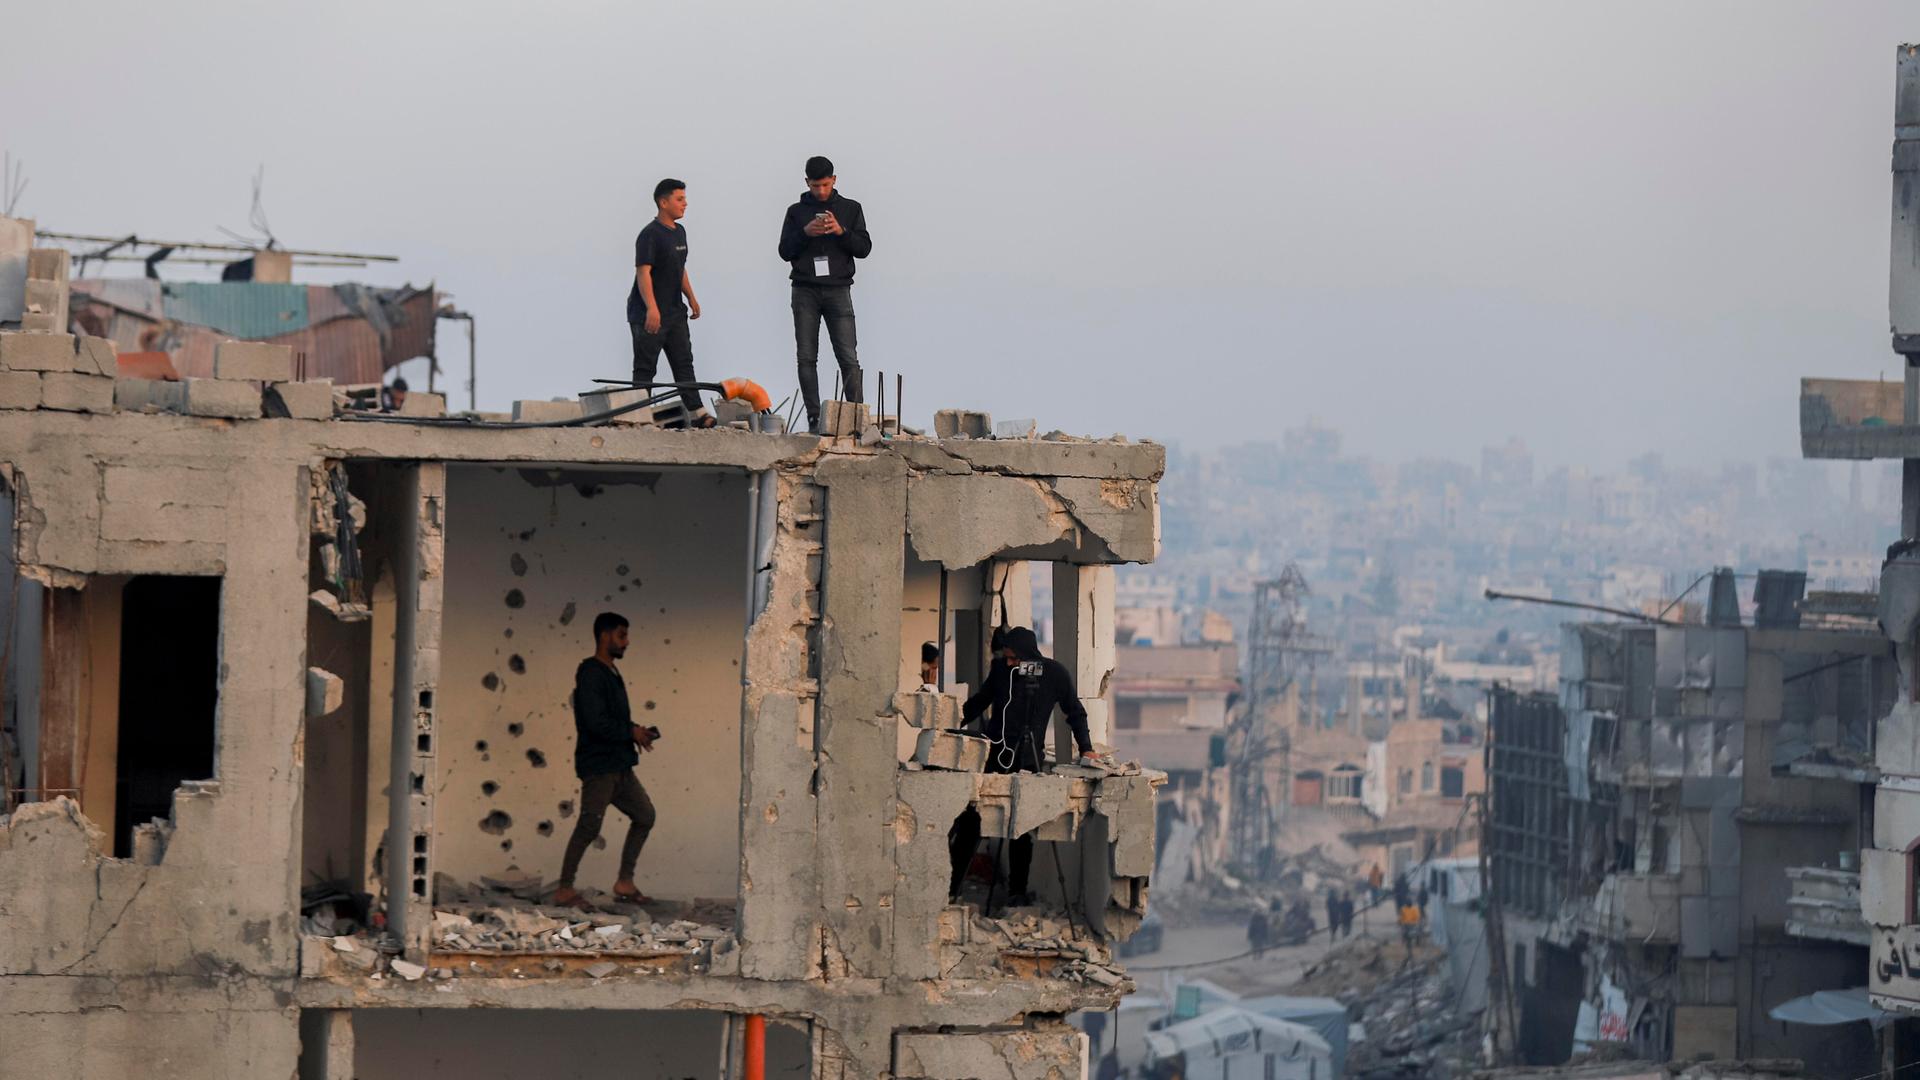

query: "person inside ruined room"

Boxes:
[778, 155, 872, 435]
[629, 177, 715, 429]
[919, 641, 940, 691]
[945, 626, 1098, 907]
[553, 611, 659, 910]
[379, 376, 408, 412]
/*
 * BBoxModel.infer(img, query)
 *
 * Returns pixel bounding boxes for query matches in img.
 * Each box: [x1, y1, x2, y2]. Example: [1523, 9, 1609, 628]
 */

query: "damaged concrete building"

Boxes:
[0, 223, 1168, 1077]
[1793, 42, 1920, 1073]
[1485, 578, 1892, 1077]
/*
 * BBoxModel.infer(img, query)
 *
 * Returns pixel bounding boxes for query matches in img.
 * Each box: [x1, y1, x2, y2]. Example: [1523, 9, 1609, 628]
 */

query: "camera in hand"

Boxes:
[1013, 660, 1044, 679]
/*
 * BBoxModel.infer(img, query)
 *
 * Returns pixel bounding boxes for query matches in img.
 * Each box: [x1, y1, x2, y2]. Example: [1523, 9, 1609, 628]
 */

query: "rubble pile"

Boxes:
[1153, 841, 1368, 925]
[431, 874, 735, 958]
[1288, 933, 1481, 1079]
[974, 908, 1130, 988]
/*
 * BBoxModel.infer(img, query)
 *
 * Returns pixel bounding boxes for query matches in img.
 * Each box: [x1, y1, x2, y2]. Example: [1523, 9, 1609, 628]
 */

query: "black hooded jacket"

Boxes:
[962, 627, 1091, 771]
[777, 190, 872, 286]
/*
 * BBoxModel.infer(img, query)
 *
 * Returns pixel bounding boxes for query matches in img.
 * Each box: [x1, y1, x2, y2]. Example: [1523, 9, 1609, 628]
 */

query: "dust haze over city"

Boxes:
[7, 2, 1920, 1079]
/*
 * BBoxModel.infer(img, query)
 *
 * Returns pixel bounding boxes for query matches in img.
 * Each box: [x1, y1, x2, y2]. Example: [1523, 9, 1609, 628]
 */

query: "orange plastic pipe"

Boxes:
[743, 1014, 766, 1080]
[721, 378, 772, 412]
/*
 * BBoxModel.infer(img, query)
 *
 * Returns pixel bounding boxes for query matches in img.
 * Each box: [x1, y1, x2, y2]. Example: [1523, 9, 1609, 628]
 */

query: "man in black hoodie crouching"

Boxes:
[946, 626, 1098, 908]
[778, 155, 872, 434]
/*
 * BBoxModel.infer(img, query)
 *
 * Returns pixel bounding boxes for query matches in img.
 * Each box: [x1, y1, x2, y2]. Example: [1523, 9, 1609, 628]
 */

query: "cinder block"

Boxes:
[214, 339, 293, 382]
[266, 380, 335, 420]
[26, 247, 69, 283]
[0, 331, 75, 372]
[822, 399, 869, 437]
[73, 335, 116, 377]
[18, 312, 58, 332]
[580, 388, 655, 425]
[183, 376, 262, 419]
[934, 409, 992, 439]
[0, 370, 38, 410]
[39, 371, 113, 413]
[114, 377, 184, 413]
[399, 391, 445, 417]
[251, 250, 293, 283]
[512, 398, 584, 423]
[913, 728, 989, 772]
[893, 691, 960, 729]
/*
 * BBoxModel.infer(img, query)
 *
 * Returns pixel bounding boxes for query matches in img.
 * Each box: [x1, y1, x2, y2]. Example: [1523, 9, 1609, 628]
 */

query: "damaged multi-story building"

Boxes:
[1795, 42, 1920, 1075]
[0, 214, 1169, 1078]
[1485, 570, 1894, 1077]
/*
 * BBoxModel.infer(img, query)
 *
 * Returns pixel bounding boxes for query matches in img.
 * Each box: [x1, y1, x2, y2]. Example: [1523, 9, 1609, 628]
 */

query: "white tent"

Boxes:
[1144, 1006, 1336, 1080]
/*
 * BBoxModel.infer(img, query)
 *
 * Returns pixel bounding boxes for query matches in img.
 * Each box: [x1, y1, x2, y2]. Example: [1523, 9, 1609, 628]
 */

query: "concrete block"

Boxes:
[822, 399, 869, 437]
[308, 667, 345, 718]
[513, 398, 585, 423]
[579, 388, 655, 425]
[399, 391, 445, 417]
[894, 1029, 1088, 1080]
[0, 330, 75, 372]
[995, 417, 1037, 439]
[27, 247, 70, 283]
[183, 376, 262, 419]
[23, 279, 66, 328]
[73, 335, 116, 377]
[893, 690, 960, 729]
[0, 369, 38, 410]
[213, 339, 293, 382]
[267, 379, 335, 420]
[38, 371, 114, 413]
[897, 716, 922, 764]
[934, 408, 992, 439]
[913, 728, 989, 772]
[18, 311, 57, 331]
[114, 377, 184, 413]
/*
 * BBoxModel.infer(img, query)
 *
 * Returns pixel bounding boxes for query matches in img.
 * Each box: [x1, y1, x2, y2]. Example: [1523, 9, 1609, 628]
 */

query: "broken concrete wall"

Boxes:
[894, 1024, 1088, 1080]
[436, 466, 748, 900]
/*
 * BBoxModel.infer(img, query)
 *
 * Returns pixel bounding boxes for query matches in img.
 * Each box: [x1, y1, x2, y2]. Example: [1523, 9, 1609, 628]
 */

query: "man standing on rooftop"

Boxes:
[629, 178, 714, 428]
[778, 156, 872, 434]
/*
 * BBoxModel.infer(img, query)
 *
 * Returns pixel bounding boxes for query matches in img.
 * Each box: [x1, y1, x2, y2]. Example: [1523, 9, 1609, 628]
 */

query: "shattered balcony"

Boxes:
[1785, 867, 1870, 946]
[1800, 376, 1912, 459]
[0, 317, 1167, 1079]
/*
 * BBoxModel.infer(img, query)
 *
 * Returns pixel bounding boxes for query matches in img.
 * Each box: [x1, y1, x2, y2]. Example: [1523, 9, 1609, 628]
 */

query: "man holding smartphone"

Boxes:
[777, 156, 872, 434]
[629, 178, 713, 428]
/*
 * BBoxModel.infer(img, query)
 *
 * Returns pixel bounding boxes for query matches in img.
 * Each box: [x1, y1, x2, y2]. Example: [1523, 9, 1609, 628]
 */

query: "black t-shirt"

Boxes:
[626, 219, 688, 323]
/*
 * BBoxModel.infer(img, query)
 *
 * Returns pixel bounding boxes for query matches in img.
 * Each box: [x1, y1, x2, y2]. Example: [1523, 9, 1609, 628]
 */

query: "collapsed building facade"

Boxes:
[0, 221, 1168, 1078]
[1485, 587, 1891, 1077]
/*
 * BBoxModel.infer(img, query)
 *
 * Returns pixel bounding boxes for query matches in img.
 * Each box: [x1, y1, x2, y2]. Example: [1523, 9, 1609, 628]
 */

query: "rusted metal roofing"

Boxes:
[67, 279, 436, 384]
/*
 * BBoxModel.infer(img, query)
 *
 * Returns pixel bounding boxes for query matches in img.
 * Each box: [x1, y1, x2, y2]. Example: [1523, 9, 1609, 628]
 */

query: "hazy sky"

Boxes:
[4, 2, 1914, 468]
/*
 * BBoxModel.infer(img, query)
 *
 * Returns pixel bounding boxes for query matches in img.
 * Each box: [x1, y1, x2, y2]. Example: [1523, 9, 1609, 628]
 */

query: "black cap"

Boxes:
[805, 156, 834, 181]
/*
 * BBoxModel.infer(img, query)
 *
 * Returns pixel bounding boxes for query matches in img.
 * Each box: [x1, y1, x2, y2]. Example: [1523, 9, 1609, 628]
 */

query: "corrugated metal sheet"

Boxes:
[161, 283, 308, 339]
[68, 279, 436, 385]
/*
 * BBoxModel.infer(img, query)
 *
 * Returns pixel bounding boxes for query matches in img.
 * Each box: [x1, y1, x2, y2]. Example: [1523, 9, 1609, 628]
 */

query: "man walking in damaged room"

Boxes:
[553, 612, 660, 910]
[778, 155, 872, 434]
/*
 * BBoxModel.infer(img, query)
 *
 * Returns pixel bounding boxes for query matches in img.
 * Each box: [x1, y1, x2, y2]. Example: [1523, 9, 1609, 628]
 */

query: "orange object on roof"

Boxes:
[115, 351, 180, 381]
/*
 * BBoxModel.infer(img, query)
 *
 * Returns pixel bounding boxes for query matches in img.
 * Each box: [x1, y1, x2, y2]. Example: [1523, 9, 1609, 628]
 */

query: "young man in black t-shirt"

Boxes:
[627, 178, 713, 427]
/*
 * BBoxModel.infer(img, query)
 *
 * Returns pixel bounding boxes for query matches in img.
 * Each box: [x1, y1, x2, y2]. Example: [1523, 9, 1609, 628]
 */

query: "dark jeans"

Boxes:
[559, 769, 656, 887]
[630, 315, 704, 419]
[792, 285, 861, 428]
[946, 805, 1034, 899]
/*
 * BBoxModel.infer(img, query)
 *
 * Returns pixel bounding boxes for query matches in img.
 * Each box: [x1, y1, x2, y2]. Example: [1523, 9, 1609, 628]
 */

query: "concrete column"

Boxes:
[1050, 563, 1114, 761]
[383, 462, 445, 952]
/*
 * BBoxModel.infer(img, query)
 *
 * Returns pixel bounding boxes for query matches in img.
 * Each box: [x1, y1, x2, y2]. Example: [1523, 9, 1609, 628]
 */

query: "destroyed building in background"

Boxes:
[1484, 578, 1890, 1075]
[0, 211, 1170, 1079]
